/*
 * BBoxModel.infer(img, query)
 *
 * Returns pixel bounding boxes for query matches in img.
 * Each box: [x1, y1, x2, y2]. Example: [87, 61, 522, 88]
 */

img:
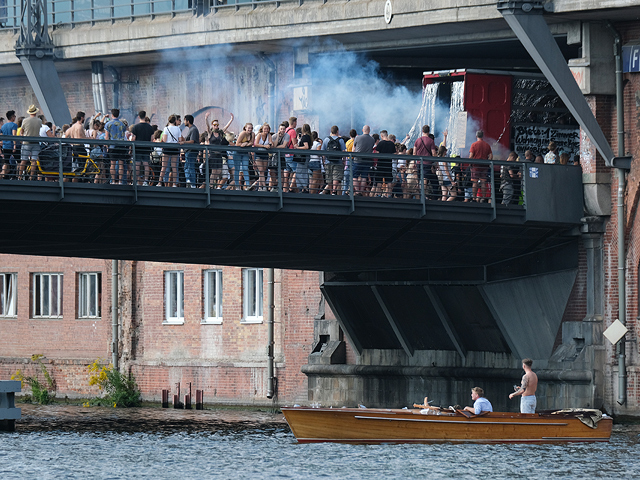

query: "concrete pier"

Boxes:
[0, 381, 21, 432]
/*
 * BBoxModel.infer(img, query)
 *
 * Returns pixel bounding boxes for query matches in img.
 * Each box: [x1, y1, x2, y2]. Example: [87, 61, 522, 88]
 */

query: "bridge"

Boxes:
[0, 0, 624, 411]
[0, 137, 582, 272]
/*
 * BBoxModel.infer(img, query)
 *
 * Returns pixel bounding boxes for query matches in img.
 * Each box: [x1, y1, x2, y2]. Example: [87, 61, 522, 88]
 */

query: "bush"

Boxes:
[87, 359, 142, 408]
[11, 354, 56, 405]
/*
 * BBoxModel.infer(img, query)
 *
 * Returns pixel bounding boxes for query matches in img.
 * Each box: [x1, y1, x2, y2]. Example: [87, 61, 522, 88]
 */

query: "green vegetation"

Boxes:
[87, 359, 142, 408]
[11, 354, 56, 405]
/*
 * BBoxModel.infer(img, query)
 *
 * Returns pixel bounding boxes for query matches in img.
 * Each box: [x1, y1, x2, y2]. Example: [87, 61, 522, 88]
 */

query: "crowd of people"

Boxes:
[0, 105, 574, 205]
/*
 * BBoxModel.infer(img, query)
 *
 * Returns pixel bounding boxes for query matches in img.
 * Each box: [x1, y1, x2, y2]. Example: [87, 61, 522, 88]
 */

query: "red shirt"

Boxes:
[469, 139, 492, 160]
[414, 135, 436, 157]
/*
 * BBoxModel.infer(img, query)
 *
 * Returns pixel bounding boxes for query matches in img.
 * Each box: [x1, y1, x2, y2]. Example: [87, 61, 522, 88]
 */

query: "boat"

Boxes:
[281, 406, 612, 444]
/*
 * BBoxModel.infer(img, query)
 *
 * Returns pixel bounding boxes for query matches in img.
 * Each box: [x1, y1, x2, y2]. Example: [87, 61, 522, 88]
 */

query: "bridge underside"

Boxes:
[322, 246, 578, 360]
[0, 180, 580, 272]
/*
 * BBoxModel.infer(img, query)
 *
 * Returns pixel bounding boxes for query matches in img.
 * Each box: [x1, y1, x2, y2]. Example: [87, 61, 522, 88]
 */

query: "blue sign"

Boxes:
[623, 45, 640, 73]
[529, 167, 539, 179]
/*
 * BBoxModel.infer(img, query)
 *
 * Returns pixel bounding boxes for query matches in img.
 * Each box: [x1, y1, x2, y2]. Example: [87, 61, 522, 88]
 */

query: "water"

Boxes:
[1, 405, 639, 479]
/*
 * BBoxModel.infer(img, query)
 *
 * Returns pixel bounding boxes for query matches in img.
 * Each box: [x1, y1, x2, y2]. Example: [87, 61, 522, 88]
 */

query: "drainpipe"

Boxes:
[112, 260, 119, 371]
[266, 268, 275, 399]
[608, 22, 626, 405]
[259, 54, 276, 128]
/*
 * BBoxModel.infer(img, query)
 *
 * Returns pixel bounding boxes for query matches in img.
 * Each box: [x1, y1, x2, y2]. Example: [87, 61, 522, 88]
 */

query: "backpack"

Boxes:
[326, 136, 342, 152]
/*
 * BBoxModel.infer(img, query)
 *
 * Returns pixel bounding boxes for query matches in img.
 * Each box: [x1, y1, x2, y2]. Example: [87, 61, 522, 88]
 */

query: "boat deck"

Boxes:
[281, 407, 613, 444]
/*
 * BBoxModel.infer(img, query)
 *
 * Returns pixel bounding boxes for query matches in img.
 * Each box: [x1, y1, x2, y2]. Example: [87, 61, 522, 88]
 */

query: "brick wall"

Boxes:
[0, 255, 318, 405]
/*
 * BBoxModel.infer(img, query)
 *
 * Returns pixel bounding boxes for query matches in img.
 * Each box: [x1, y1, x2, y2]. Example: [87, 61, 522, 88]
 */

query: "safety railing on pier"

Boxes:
[0, 0, 302, 30]
[0, 134, 528, 215]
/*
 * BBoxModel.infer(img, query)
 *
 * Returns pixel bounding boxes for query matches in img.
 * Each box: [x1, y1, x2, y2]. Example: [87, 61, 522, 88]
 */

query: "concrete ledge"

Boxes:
[301, 364, 592, 382]
[0, 380, 21, 392]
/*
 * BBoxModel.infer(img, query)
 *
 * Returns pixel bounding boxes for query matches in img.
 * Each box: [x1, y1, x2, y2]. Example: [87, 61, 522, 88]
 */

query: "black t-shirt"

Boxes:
[376, 139, 396, 155]
[130, 122, 155, 154]
[377, 139, 396, 169]
[296, 134, 312, 162]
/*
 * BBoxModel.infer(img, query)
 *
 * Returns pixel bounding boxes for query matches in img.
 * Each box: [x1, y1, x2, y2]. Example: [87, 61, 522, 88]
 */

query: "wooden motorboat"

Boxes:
[281, 406, 612, 444]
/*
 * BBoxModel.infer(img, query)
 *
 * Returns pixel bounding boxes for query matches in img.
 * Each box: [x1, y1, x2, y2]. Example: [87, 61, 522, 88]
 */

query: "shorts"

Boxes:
[352, 162, 370, 179]
[325, 162, 344, 183]
[163, 147, 180, 157]
[285, 156, 296, 173]
[471, 165, 489, 180]
[109, 145, 129, 162]
[520, 395, 536, 414]
[308, 160, 322, 172]
[21, 144, 40, 161]
[2, 148, 17, 164]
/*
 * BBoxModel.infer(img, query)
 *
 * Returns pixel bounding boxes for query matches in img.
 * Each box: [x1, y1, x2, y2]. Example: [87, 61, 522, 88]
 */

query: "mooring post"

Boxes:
[0, 381, 21, 432]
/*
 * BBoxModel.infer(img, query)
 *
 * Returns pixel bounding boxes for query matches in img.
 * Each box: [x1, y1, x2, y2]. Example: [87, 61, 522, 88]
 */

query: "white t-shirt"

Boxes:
[39, 124, 51, 137]
[163, 125, 182, 143]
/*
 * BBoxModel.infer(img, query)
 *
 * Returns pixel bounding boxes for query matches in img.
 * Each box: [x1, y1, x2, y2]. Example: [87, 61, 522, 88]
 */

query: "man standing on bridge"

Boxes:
[469, 129, 492, 202]
[67, 111, 87, 181]
[104, 108, 128, 184]
[352, 125, 375, 195]
[509, 358, 538, 413]
[182, 114, 200, 188]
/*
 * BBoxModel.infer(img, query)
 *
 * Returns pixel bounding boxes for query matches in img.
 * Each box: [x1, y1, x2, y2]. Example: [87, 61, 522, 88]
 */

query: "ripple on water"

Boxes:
[0, 405, 639, 479]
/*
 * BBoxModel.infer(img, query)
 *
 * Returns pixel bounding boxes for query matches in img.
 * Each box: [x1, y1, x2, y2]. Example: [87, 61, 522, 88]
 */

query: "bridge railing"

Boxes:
[0, 0, 299, 30]
[0, 134, 533, 210]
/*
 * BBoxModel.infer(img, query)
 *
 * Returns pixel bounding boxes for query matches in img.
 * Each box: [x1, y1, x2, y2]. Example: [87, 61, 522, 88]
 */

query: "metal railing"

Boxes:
[0, 0, 301, 30]
[0, 134, 526, 212]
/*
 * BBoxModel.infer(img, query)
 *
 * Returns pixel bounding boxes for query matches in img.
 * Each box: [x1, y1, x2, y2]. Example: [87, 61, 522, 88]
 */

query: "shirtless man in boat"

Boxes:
[464, 387, 493, 414]
[509, 358, 538, 413]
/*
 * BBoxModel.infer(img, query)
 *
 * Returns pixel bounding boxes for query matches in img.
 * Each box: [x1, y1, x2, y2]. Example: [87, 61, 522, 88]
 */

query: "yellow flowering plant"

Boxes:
[86, 358, 141, 408]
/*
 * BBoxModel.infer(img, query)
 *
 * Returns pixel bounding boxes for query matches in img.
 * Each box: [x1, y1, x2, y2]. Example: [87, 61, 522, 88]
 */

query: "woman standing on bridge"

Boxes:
[234, 123, 254, 190]
[160, 115, 184, 187]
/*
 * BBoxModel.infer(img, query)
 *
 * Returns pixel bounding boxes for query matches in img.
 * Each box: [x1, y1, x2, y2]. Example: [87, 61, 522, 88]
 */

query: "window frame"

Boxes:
[164, 270, 185, 324]
[32, 273, 64, 319]
[202, 269, 223, 324]
[78, 272, 102, 319]
[242, 268, 263, 324]
[0, 273, 18, 318]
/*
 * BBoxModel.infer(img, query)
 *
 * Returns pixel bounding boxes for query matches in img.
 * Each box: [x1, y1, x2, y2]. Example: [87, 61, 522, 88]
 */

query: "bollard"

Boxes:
[184, 382, 192, 409]
[0, 380, 22, 432]
[195, 390, 204, 410]
[173, 383, 183, 409]
[161, 389, 169, 408]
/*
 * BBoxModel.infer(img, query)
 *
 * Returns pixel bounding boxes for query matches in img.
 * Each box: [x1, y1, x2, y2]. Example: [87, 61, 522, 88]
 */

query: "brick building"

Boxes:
[0, 255, 319, 406]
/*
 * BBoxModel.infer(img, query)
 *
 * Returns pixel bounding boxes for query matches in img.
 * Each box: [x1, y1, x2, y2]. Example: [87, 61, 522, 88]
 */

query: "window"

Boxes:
[164, 271, 184, 323]
[203, 269, 223, 324]
[0, 273, 17, 317]
[78, 273, 102, 319]
[33, 273, 63, 318]
[242, 268, 263, 323]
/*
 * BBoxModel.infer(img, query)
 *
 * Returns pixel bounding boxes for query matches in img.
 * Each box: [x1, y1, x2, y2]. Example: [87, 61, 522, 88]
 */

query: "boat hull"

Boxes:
[281, 407, 612, 444]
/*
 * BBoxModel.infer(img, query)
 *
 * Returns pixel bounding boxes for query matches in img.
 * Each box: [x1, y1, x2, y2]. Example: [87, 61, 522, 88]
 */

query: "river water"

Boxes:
[1, 405, 639, 479]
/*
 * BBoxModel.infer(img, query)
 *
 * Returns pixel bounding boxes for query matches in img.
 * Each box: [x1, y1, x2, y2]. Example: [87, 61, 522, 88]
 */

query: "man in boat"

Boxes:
[509, 358, 538, 413]
[463, 387, 493, 414]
